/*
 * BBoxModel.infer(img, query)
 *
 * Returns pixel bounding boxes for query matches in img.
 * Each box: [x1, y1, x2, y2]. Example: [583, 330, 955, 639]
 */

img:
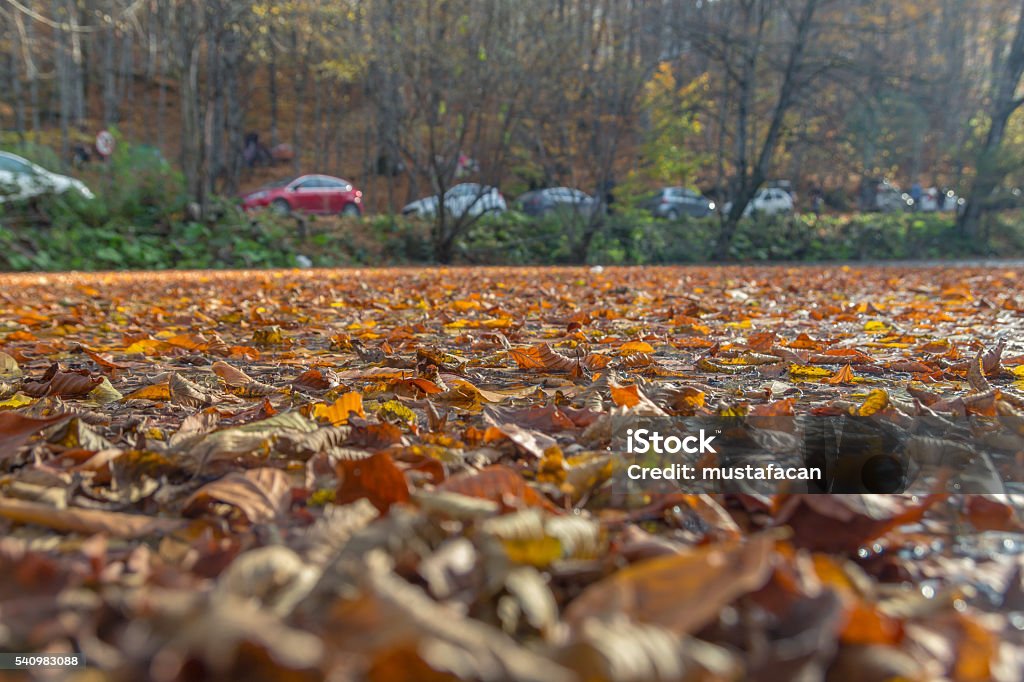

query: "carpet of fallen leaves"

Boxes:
[1, 265, 1023, 681]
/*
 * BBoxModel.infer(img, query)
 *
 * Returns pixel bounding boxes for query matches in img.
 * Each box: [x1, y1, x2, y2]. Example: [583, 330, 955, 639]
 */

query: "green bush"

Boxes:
[3, 159, 1023, 271]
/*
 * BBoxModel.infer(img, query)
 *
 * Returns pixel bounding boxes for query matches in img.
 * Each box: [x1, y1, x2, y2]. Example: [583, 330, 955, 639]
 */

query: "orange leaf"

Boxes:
[610, 383, 642, 408]
[335, 452, 410, 512]
[619, 340, 655, 354]
[122, 383, 171, 401]
[313, 391, 365, 425]
[509, 347, 547, 369]
[825, 364, 856, 385]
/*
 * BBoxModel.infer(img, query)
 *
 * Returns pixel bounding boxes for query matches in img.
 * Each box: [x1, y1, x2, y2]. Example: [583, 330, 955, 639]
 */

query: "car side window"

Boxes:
[0, 156, 31, 173]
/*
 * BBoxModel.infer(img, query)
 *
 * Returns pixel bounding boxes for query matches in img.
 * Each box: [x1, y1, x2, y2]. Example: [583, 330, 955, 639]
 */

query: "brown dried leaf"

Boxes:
[183, 468, 292, 524]
[564, 535, 774, 635]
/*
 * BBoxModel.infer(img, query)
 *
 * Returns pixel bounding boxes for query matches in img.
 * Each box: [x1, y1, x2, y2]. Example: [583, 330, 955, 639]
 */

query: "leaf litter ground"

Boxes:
[0, 265, 1023, 681]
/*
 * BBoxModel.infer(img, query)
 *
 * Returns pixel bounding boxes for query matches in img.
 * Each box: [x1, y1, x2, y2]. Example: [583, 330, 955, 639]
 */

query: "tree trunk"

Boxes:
[958, 0, 1024, 238]
[54, 0, 70, 167]
[714, 0, 820, 260]
[268, 31, 279, 146]
[291, 30, 307, 177]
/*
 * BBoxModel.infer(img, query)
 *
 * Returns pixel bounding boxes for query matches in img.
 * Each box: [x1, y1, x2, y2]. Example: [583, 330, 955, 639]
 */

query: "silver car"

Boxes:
[402, 183, 506, 218]
[0, 151, 94, 202]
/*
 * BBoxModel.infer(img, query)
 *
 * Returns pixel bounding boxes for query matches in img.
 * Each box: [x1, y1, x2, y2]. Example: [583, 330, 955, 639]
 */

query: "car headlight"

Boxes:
[247, 190, 268, 201]
[708, 201, 716, 210]
[72, 181, 95, 199]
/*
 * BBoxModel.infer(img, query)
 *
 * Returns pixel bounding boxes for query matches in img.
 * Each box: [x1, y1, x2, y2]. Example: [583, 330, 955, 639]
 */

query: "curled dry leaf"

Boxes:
[183, 467, 292, 524]
[169, 372, 213, 407]
[510, 343, 579, 372]
[23, 364, 104, 398]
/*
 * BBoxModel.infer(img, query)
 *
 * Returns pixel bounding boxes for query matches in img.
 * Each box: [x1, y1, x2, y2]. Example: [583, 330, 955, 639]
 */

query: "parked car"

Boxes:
[862, 178, 913, 212]
[0, 151, 94, 202]
[402, 183, 506, 218]
[917, 187, 962, 212]
[241, 174, 363, 215]
[643, 187, 716, 219]
[514, 187, 599, 217]
[767, 179, 797, 206]
[724, 187, 794, 217]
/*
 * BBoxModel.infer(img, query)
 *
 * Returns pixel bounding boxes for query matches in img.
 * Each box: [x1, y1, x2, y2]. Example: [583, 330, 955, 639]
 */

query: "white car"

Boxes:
[402, 183, 506, 218]
[724, 187, 794, 217]
[0, 151, 94, 202]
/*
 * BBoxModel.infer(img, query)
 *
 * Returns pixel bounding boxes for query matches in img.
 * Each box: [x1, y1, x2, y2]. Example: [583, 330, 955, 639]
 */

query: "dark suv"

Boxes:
[644, 187, 716, 219]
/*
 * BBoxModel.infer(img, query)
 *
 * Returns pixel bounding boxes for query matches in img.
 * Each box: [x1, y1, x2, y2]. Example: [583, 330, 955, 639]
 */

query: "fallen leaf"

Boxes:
[564, 535, 774, 634]
[183, 468, 292, 524]
[335, 452, 410, 512]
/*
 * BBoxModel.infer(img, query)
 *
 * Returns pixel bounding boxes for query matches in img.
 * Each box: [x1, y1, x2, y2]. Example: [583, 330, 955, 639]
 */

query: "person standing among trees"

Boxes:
[910, 181, 923, 211]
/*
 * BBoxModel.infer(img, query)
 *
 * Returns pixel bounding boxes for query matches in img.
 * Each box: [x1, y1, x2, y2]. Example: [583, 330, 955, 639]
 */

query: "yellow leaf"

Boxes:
[724, 319, 752, 329]
[378, 399, 416, 425]
[0, 393, 33, 409]
[313, 391, 365, 425]
[855, 389, 889, 416]
[619, 341, 655, 354]
[124, 338, 167, 355]
[864, 321, 890, 334]
[252, 326, 286, 345]
[789, 364, 832, 378]
[88, 377, 123, 404]
[123, 383, 171, 401]
[503, 536, 563, 567]
[537, 445, 567, 485]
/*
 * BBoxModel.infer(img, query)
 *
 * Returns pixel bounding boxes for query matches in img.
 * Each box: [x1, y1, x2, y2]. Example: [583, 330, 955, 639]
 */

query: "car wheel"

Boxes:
[341, 203, 361, 217]
[665, 208, 680, 220]
[271, 199, 291, 215]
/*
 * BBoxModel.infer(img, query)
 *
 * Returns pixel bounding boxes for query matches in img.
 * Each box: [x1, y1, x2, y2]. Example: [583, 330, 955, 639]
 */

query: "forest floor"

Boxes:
[0, 264, 1023, 680]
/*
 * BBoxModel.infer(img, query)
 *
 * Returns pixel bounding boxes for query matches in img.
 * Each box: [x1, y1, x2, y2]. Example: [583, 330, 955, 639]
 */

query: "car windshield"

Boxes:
[0, 155, 34, 174]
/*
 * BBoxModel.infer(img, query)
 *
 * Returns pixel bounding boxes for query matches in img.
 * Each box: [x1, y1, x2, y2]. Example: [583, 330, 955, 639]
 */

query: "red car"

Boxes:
[241, 174, 363, 215]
